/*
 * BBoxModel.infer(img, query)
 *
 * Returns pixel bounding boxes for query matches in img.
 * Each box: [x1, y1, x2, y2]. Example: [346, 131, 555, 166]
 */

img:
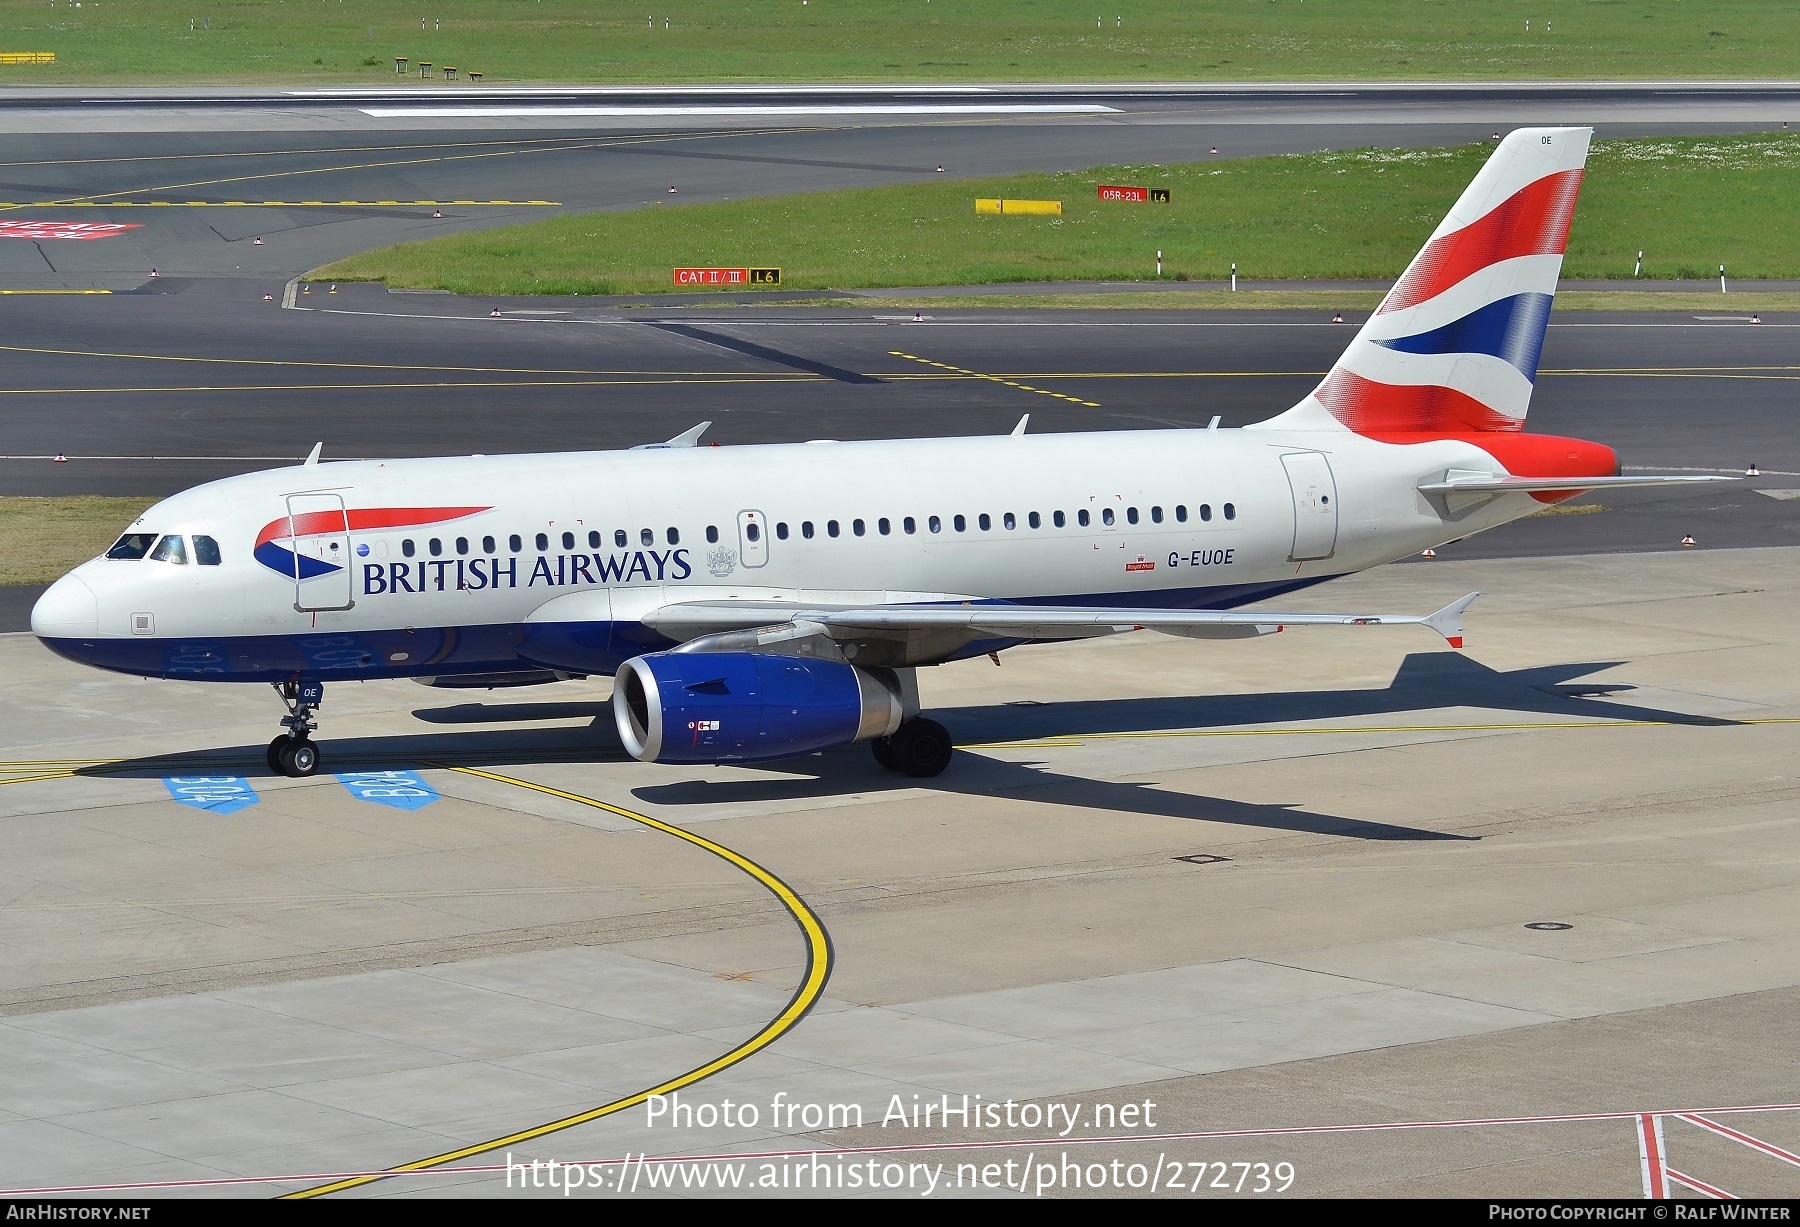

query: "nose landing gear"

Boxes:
[267, 679, 324, 778]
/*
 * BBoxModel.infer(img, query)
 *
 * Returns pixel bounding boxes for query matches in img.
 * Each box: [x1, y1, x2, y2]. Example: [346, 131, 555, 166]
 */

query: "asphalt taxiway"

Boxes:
[2, 546, 1799, 1197]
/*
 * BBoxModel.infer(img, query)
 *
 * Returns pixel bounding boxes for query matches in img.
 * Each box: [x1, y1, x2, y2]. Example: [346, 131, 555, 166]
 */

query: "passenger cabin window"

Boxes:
[1224, 503, 1237, 520]
[1175, 505, 1188, 522]
[776, 522, 789, 540]
[1078, 510, 1090, 527]
[1151, 506, 1163, 523]
[878, 518, 891, 536]
[588, 530, 601, 548]
[852, 519, 866, 537]
[1053, 511, 1065, 528]
[614, 529, 627, 548]
[1028, 512, 1040, 529]
[457, 537, 470, 555]
[641, 528, 654, 546]
[1003, 512, 1016, 530]
[193, 535, 221, 566]
[978, 514, 992, 531]
[149, 535, 188, 565]
[484, 535, 497, 554]
[745, 521, 761, 543]
[106, 532, 157, 560]
[903, 517, 917, 535]
[1126, 507, 1139, 525]
[928, 515, 942, 533]
[535, 533, 549, 550]
[1199, 504, 1213, 522]
[509, 534, 522, 552]
[1102, 509, 1115, 526]
[953, 514, 966, 532]
[802, 521, 815, 539]
[827, 520, 840, 538]
[706, 525, 719, 544]
[430, 538, 443, 556]
[403, 538, 416, 557]
[561, 531, 574, 550]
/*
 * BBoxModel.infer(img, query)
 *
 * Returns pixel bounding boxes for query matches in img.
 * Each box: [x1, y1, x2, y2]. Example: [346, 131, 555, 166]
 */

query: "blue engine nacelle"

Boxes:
[613, 651, 903, 764]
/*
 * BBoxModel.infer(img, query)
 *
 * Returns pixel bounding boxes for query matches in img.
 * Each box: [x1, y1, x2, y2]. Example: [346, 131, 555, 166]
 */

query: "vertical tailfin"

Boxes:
[1255, 127, 1592, 436]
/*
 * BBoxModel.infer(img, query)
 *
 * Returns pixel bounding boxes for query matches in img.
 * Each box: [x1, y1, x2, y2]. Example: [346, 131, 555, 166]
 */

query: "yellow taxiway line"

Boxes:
[282, 765, 833, 1199]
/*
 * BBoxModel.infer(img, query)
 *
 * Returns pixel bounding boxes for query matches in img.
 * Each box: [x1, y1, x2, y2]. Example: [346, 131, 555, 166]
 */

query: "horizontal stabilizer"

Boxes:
[1417, 474, 1735, 494]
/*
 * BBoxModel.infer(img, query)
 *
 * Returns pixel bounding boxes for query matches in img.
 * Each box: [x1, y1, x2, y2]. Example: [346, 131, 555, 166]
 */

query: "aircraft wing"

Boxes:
[643, 592, 1480, 649]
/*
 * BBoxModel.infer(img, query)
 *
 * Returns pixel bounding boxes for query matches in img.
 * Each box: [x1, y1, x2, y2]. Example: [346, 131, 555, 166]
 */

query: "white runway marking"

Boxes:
[356, 104, 1120, 118]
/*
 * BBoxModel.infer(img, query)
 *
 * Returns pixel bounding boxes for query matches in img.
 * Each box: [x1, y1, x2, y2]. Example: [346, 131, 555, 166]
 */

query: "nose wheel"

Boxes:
[268, 680, 324, 778]
[871, 717, 953, 778]
[267, 735, 319, 777]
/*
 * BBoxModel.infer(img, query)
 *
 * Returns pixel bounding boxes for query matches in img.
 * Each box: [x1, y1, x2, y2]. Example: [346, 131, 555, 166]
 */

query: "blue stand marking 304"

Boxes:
[337, 769, 439, 810]
[163, 776, 260, 815]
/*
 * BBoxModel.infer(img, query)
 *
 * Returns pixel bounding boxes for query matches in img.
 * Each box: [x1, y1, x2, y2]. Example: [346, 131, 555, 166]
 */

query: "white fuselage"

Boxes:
[32, 426, 1542, 683]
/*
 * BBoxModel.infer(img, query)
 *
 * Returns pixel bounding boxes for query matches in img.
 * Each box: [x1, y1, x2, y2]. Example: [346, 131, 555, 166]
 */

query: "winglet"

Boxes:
[632, 421, 712, 450]
[303, 442, 323, 466]
[1424, 592, 1480, 649]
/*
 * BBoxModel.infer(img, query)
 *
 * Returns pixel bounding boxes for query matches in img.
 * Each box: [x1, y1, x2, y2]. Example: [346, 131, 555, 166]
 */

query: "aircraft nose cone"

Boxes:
[31, 574, 98, 638]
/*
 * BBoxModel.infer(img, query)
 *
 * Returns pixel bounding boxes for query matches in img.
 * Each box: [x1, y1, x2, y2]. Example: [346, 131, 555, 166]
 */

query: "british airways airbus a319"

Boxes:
[31, 128, 1726, 779]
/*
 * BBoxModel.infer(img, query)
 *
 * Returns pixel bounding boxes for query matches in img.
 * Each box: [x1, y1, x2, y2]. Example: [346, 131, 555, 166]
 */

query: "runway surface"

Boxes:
[1, 88, 1797, 1199]
[0, 80, 1794, 287]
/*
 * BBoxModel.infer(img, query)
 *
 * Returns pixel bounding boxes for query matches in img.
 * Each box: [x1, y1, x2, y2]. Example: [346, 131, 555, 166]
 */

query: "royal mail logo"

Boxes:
[0, 221, 143, 241]
[1125, 557, 1156, 572]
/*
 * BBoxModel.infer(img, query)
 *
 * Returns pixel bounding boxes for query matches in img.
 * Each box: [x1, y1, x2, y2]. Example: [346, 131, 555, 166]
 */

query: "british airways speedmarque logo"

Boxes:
[253, 507, 491, 579]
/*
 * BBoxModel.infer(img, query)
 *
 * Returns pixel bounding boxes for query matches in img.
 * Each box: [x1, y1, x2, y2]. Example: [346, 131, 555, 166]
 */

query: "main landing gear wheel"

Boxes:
[875, 718, 953, 778]
[277, 739, 320, 778]
[870, 735, 897, 771]
[266, 736, 290, 774]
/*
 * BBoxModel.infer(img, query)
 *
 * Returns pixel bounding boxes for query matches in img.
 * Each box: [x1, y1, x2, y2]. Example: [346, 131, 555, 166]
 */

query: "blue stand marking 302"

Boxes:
[337, 769, 439, 810]
[163, 776, 260, 815]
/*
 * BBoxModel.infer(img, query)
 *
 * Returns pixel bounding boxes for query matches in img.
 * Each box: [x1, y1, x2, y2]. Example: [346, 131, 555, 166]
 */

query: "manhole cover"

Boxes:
[1524, 921, 1574, 931]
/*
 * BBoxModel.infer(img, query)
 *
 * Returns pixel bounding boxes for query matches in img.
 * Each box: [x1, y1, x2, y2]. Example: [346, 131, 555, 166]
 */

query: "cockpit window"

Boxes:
[106, 532, 158, 560]
[193, 535, 222, 566]
[149, 535, 188, 565]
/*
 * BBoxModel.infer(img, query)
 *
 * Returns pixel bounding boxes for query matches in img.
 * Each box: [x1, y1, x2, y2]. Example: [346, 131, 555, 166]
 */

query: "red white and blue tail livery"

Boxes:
[32, 127, 1729, 780]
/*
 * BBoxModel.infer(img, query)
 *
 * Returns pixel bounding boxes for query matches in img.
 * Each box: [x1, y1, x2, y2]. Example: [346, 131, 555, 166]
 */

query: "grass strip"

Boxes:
[757, 292, 1800, 312]
[314, 135, 1800, 297]
[0, 496, 157, 588]
[5, 0, 1796, 84]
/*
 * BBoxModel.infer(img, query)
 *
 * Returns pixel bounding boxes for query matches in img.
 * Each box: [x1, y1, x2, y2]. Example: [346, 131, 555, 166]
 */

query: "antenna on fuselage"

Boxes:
[1011, 414, 1029, 437]
[304, 441, 323, 465]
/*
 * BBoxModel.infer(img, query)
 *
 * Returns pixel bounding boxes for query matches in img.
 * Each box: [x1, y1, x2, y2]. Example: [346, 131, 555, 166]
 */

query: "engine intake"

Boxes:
[613, 651, 902, 764]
